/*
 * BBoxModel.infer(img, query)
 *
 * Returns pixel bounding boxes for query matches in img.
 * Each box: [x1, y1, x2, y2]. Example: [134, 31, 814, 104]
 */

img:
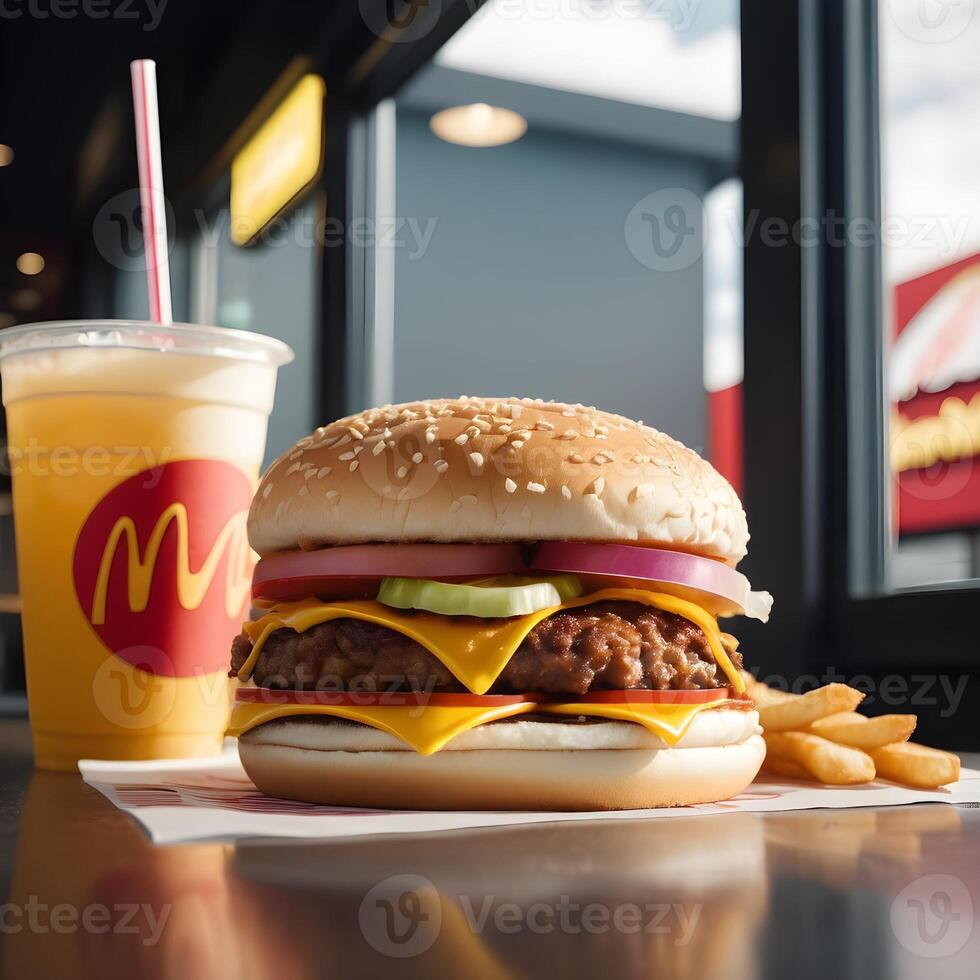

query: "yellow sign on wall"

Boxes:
[230, 74, 325, 246]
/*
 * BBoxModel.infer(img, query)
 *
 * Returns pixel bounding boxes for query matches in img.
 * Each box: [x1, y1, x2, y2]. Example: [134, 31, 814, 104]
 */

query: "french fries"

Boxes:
[764, 731, 876, 784]
[759, 756, 810, 780]
[871, 742, 960, 790]
[747, 675, 959, 789]
[755, 684, 864, 732]
[808, 711, 916, 750]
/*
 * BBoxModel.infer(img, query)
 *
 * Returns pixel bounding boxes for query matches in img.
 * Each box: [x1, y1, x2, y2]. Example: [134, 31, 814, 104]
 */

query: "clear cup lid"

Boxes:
[0, 320, 294, 366]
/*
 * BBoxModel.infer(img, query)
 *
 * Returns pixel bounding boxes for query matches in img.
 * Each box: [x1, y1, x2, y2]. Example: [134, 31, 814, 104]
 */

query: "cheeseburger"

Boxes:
[228, 397, 772, 810]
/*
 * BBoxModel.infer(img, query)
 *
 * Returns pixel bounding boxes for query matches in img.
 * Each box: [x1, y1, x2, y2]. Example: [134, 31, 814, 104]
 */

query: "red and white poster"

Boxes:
[891, 253, 980, 535]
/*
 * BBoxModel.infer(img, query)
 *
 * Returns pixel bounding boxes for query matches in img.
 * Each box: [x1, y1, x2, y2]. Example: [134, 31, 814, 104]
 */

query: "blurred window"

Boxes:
[878, 0, 980, 592]
[384, 0, 742, 471]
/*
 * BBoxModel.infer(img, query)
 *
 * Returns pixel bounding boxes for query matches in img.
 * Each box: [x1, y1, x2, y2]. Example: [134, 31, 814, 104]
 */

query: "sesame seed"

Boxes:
[412, 452, 424, 464]
[460, 494, 478, 505]
[527, 481, 545, 493]
[454, 433, 469, 446]
[372, 441, 386, 456]
[333, 433, 352, 448]
[559, 429, 578, 440]
[353, 445, 364, 456]
[262, 483, 273, 499]
[383, 484, 393, 496]
[339, 451, 356, 461]
[499, 424, 512, 433]
[587, 477, 605, 496]
[434, 460, 449, 473]
[535, 420, 554, 430]
[511, 440, 525, 450]
[285, 462, 302, 475]
[632, 484, 654, 501]
[303, 468, 317, 480]
[298, 486, 309, 496]
[397, 487, 412, 500]
[425, 429, 437, 444]
[383, 428, 392, 439]
[561, 485, 572, 500]
[349, 461, 359, 472]
[561, 409, 576, 417]
[594, 453, 611, 464]
[288, 450, 303, 461]
[568, 452, 584, 464]
[469, 452, 484, 469]
[397, 466, 408, 478]
[348, 427, 363, 440]
[326, 490, 339, 500]
[511, 404, 523, 418]
[449, 500, 461, 513]
[317, 467, 331, 478]
[505, 478, 517, 493]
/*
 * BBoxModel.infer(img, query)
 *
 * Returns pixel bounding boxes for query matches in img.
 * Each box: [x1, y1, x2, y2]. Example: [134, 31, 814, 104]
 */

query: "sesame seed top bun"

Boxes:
[248, 396, 749, 564]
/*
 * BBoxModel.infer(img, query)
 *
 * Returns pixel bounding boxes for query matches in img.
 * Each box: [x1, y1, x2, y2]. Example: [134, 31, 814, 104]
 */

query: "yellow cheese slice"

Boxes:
[236, 589, 744, 695]
[227, 696, 735, 755]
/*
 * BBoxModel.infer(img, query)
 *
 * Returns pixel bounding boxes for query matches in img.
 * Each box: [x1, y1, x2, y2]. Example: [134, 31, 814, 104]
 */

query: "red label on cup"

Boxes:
[73, 459, 254, 677]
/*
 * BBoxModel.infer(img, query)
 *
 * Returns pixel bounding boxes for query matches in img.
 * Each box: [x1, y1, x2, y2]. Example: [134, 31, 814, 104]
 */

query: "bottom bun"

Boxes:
[238, 720, 766, 811]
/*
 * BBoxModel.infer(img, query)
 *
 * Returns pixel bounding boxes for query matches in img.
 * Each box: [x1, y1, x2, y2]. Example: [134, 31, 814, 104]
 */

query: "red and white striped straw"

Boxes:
[130, 59, 173, 325]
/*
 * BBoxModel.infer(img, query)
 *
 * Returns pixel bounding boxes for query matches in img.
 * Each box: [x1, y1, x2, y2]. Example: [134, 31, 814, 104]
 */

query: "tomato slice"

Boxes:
[234, 687, 736, 707]
[235, 688, 540, 708]
[574, 688, 734, 705]
[252, 543, 527, 601]
[530, 541, 773, 622]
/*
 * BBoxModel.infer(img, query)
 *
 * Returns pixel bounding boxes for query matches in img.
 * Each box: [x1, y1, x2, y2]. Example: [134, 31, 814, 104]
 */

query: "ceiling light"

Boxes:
[16, 252, 44, 275]
[429, 103, 527, 147]
[0, 145, 12, 167]
[11, 289, 40, 312]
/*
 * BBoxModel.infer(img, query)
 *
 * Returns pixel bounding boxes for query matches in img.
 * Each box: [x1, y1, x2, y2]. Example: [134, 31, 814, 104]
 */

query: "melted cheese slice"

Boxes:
[237, 588, 744, 695]
[227, 696, 734, 755]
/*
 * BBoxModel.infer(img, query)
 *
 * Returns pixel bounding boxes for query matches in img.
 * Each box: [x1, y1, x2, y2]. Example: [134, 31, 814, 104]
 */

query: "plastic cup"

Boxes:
[0, 320, 293, 770]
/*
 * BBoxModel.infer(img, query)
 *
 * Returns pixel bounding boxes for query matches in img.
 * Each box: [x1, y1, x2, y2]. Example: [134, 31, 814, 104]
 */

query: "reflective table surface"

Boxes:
[0, 719, 976, 980]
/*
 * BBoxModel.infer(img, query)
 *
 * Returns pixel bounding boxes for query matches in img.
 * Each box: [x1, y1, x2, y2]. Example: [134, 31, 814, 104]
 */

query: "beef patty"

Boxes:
[230, 600, 742, 695]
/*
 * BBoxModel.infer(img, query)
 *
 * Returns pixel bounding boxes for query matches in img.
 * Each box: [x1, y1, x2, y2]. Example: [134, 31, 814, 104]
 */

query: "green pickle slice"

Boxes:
[377, 574, 583, 618]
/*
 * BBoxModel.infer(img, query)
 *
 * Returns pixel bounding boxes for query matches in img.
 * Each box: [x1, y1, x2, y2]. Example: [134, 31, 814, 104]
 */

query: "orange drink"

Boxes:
[0, 321, 292, 770]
